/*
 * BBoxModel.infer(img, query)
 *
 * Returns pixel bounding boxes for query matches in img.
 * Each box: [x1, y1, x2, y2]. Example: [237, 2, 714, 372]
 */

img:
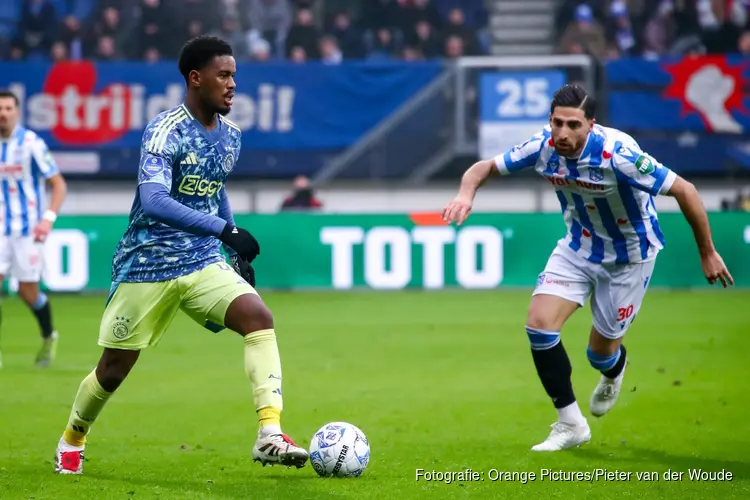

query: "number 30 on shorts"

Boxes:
[616, 304, 634, 322]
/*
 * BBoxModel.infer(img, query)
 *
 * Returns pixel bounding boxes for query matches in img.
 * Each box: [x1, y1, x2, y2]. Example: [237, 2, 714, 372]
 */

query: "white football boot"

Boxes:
[590, 361, 627, 417]
[36, 331, 59, 368]
[252, 432, 309, 468]
[531, 421, 591, 452]
[54, 437, 84, 475]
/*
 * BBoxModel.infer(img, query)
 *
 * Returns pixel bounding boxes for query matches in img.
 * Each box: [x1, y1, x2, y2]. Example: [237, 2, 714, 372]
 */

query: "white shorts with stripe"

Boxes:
[0, 235, 44, 282]
[532, 245, 656, 339]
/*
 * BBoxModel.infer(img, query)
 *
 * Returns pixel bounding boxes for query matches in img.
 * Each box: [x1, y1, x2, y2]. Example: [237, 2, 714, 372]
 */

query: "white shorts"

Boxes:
[533, 247, 656, 339]
[0, 236, 44, 282]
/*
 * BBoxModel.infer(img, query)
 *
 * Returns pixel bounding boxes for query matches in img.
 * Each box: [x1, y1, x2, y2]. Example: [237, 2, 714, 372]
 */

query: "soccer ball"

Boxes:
[309, 422, 370, 477]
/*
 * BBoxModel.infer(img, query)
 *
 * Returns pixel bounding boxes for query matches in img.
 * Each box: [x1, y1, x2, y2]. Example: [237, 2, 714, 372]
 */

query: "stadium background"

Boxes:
[0, 0, 748, 293]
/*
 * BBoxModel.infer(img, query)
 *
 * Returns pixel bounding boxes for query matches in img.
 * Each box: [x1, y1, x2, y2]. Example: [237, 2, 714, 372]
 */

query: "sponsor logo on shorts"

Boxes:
[112, 316, 131, 340]
[545, 278, 569, 287]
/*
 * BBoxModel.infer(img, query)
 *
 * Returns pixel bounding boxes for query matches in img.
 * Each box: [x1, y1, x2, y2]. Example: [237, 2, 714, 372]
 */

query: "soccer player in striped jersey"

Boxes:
[54, 36, 309, 475]
[0, 90, 67, 369]
[443, 84, 733, 452]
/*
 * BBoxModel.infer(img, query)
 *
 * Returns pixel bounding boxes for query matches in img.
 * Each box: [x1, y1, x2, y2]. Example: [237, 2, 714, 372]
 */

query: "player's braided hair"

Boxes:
[550, 84, 597, 119]
[178, 36, 233, 82]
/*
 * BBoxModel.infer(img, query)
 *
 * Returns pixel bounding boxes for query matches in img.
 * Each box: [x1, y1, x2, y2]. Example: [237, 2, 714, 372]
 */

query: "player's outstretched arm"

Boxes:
[140, 181, 225, 235]
[139, 182, 259, 260]
[218, 186, 236, 229]
[442, 158, 497, 225]
[612, 143, 733, 287]
[137, 112, 259, 260]
[665, 176, 734, 288]
[30, 136, 67, 242]
[215, 186, 257, 285]
[216, 186, 236, 256]
[46, 173, 67, 218]
[443, 130, 548, 225]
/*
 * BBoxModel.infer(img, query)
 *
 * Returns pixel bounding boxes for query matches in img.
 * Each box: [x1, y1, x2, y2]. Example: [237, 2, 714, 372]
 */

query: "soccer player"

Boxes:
[443, 85, 733, 452]
[0, 90, 66, 369]
[53, 36, 309, 474]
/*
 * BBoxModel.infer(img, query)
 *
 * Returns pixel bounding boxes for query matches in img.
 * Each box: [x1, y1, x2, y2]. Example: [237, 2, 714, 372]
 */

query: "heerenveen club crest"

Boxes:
[589, 166, 604, 182]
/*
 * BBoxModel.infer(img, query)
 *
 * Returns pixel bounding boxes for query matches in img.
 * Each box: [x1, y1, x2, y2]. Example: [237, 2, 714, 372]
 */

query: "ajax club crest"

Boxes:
[112, 316, 131, 340]
[222, 152, 235, 173]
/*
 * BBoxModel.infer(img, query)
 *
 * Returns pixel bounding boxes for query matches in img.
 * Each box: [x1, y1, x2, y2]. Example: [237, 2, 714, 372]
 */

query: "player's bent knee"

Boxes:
[525, 326, 560, 351]
[246, 303, 274, 333]
[526, 294, 578, 332]
[526, 311, 556, 332]
[590, 323, 625, 350]
[526, 307, 562, 333]
[225, 293, 274, 335]
[17, 282, 40, 305]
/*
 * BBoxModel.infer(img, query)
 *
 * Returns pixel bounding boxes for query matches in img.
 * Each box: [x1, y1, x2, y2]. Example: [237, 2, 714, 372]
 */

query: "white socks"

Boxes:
[259, 424, 282, 437]
[557, 401, 587, 426]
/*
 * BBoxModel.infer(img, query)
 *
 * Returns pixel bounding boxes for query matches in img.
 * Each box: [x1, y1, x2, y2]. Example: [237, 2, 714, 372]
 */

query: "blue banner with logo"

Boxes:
[0, 61, 442, 177]
[605, 55, 750, 175]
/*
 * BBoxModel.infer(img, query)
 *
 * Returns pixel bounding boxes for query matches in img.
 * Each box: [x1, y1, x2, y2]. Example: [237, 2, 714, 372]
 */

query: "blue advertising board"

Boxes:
[0, 61, 442, 177]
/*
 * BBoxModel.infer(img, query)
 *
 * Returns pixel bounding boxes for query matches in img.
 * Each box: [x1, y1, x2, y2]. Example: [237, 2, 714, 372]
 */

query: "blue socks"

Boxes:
[29, 292, 54, 339]
[587, 344, 627, 379]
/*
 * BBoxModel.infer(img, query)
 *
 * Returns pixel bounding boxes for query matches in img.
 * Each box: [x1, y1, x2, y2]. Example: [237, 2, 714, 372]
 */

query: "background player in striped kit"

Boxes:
[443, 84, 733, 452]
[0, 90, 67, 369]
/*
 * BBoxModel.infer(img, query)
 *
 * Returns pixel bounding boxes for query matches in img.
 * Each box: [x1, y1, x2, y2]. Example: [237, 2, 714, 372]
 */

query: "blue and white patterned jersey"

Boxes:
[494, 124, 677, 265]
[0, 126, 59, 237]
[112, 104, 242, 283]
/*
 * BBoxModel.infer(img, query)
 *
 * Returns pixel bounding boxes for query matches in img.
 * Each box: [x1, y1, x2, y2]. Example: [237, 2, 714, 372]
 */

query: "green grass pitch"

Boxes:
[0, 289, 748, 499]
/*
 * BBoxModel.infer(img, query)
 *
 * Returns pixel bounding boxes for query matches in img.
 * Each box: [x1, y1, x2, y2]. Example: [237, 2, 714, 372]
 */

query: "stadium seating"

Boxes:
[556, 0, 750, 58]
[1, 0, 490, 61]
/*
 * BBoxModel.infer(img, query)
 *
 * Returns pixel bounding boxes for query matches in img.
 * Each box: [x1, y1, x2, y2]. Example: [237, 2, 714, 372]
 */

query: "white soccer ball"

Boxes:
[309, 422, 370, 477]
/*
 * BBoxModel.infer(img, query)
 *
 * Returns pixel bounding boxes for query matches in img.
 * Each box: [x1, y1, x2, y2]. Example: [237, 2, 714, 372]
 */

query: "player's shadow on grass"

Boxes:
[88, 471, 321, 487]
[572, 446, 750, 479]
[72, 470, 323, 499]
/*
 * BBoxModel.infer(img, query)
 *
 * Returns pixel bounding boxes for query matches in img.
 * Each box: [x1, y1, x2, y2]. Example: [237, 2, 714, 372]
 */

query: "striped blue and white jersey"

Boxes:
[0, 126, 59, 237]
[494, 124, 677, 265]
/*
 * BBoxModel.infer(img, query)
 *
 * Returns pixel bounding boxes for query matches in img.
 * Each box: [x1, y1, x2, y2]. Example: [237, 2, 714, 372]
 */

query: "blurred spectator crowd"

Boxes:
[721, 186, 750, 211]
[557, 0, 750, 60]
[0, 0, 489, 62]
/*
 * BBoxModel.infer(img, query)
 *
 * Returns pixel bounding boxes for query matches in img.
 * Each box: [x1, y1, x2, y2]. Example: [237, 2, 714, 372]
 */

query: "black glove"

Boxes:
[230, 253, 256, 287]
[219, 225, 260, 262]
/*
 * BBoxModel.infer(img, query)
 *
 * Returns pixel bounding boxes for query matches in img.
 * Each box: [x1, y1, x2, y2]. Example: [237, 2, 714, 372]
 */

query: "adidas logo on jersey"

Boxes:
[181, 152, 199, 165]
